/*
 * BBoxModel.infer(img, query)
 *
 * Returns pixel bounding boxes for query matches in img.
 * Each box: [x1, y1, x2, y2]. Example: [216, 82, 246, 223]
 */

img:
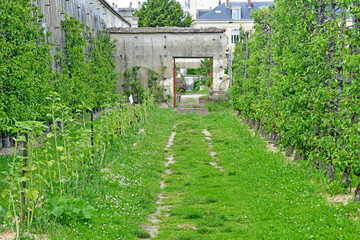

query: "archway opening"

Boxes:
[173, 57, 213, 108]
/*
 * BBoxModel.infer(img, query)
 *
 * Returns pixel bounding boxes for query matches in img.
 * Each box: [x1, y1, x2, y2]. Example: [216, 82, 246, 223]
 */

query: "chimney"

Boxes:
[226, 0, 229, 8]
[138, 1, 141, 8]
[248, 0, 251, 8]
[129, 2, 132, 8]
[218, 0, 221, 5]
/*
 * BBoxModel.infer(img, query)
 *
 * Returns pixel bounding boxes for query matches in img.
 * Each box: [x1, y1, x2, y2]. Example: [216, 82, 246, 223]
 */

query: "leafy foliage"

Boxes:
[231, 1, 360, 189]
[0, 0, 53, 131]
[47, 196, 96, 220]
[134, 0, 193, 27]
[122, 66, 165, 103]
[186, 59, 211, 88]
[122, 66, 144, 103]
[58, 16, 118, 110]
[0, 0, 156, 236]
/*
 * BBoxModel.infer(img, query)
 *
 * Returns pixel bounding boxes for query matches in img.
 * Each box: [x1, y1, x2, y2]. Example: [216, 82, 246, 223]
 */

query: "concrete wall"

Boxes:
[35, 0, 130, 48]
[109, 27, 229, 96]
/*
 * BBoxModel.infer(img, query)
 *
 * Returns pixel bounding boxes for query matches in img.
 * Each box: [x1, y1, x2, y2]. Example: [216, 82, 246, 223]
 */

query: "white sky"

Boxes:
[111, 0, 222, 9]
[110, 0, 273, 9]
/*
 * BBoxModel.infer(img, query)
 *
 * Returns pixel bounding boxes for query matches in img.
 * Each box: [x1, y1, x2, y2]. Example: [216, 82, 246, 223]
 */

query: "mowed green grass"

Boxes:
[156, 110, 360, 239]
[2, 107, 360, 239]
[0, 108, 178, 239]
[47, 108, 179, 239]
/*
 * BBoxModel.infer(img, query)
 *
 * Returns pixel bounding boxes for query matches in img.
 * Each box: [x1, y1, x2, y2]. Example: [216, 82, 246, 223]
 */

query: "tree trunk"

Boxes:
[244, 31, 249, 79]
[270, 132, 277, 143]
[260, 126, 266, 137]
[265, 133, 270, 141]
[4, 136, 10, 148]
[274, 134, 281, 147]
[294, 151, 303, 161]
[354, 183, 360, 204]
[251, 120, 257, 129]
[285, 145, 294, 156]
[326, 161, 336, 182]
[341, 167, 351, 188]
[255, 121, 260, 131]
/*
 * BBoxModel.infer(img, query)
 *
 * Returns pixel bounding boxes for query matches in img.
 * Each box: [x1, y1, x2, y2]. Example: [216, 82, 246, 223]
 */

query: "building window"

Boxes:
[232, 7, 241, 20]
[231, 29, 240, 44]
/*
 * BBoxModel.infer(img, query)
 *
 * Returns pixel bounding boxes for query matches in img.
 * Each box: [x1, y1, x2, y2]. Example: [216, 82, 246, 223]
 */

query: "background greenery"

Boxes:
[134, 0, 193, 27]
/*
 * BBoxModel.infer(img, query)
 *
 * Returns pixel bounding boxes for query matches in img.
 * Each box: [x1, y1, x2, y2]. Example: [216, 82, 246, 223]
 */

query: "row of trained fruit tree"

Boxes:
[0, 1, 118, 141]
[0, 1, 155, 236]
[230, 1, 360, 198]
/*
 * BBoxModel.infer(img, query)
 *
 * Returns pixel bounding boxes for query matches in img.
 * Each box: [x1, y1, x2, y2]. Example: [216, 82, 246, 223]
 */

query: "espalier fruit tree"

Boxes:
[0, 1, 156, 237]
[231, 0, 360, 200]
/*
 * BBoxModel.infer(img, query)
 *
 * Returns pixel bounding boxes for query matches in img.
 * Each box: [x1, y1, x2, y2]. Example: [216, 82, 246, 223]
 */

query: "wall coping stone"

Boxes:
[108, 27, 226, 34]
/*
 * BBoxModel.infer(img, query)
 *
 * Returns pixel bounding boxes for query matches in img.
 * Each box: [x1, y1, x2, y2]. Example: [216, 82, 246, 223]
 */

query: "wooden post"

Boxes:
[21, 133, 28, 223]
[91, 109, 94, 159]
[173, 58, 176, 108]
[228, 46, 233, 87]
[210, 57, 213, 102]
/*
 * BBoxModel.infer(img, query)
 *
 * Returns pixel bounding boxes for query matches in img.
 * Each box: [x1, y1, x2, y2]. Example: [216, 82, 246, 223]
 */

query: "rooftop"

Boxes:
[196, 1, 274, 21]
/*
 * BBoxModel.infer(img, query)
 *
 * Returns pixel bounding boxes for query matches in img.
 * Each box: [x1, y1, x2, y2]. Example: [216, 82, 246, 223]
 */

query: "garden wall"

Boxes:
[109, 27, 229, 96]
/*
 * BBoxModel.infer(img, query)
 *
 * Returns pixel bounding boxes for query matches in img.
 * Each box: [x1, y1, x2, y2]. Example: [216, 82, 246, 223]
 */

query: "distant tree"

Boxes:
[134, 0, 193, 27]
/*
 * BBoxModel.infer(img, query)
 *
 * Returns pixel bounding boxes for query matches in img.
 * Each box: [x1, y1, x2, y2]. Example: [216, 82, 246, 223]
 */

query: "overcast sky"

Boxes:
[110, 0, 223, 9]
[110, 0, 273, 9]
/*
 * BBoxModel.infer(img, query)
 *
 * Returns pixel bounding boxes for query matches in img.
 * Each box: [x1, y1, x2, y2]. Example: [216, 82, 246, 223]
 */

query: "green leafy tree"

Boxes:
[231, 0, 360, 199]
[0, 0, 53, 133]
[195, 59, 211, 87]
[134, 0, 193, 27]
[56, 17, 118, 110]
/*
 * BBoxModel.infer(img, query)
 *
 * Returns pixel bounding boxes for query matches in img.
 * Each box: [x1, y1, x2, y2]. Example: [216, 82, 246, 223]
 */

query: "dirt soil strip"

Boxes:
[141, 124, 177, 239]
[202, 129, 224, 171]
[0, 230, 47, 240]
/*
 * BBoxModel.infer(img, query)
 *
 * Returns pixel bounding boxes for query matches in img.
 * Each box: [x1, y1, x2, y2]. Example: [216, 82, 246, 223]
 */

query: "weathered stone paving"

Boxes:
[202, 129, 224, 171]
[141, 124, 177, 239]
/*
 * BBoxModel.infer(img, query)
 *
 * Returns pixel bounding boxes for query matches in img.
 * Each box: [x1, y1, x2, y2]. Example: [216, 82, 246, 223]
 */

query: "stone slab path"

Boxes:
[141, 124, 178, 239]
[177, 93, 209, 114]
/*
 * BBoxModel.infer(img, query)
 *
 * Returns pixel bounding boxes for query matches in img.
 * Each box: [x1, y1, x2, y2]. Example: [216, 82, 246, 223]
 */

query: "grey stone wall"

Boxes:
[109, 27, 229, 94]
[35, 0, 130, 48]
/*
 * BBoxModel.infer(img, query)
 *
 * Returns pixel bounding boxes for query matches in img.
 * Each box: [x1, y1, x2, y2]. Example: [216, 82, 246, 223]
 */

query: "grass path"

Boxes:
[2, 108, 360, 239]
[41, 108, 178, 239]
[148, 110, 360, 239]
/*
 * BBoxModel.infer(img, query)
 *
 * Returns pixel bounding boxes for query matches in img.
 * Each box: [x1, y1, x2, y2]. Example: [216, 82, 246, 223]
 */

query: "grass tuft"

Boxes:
[131, 229, 151, 238]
